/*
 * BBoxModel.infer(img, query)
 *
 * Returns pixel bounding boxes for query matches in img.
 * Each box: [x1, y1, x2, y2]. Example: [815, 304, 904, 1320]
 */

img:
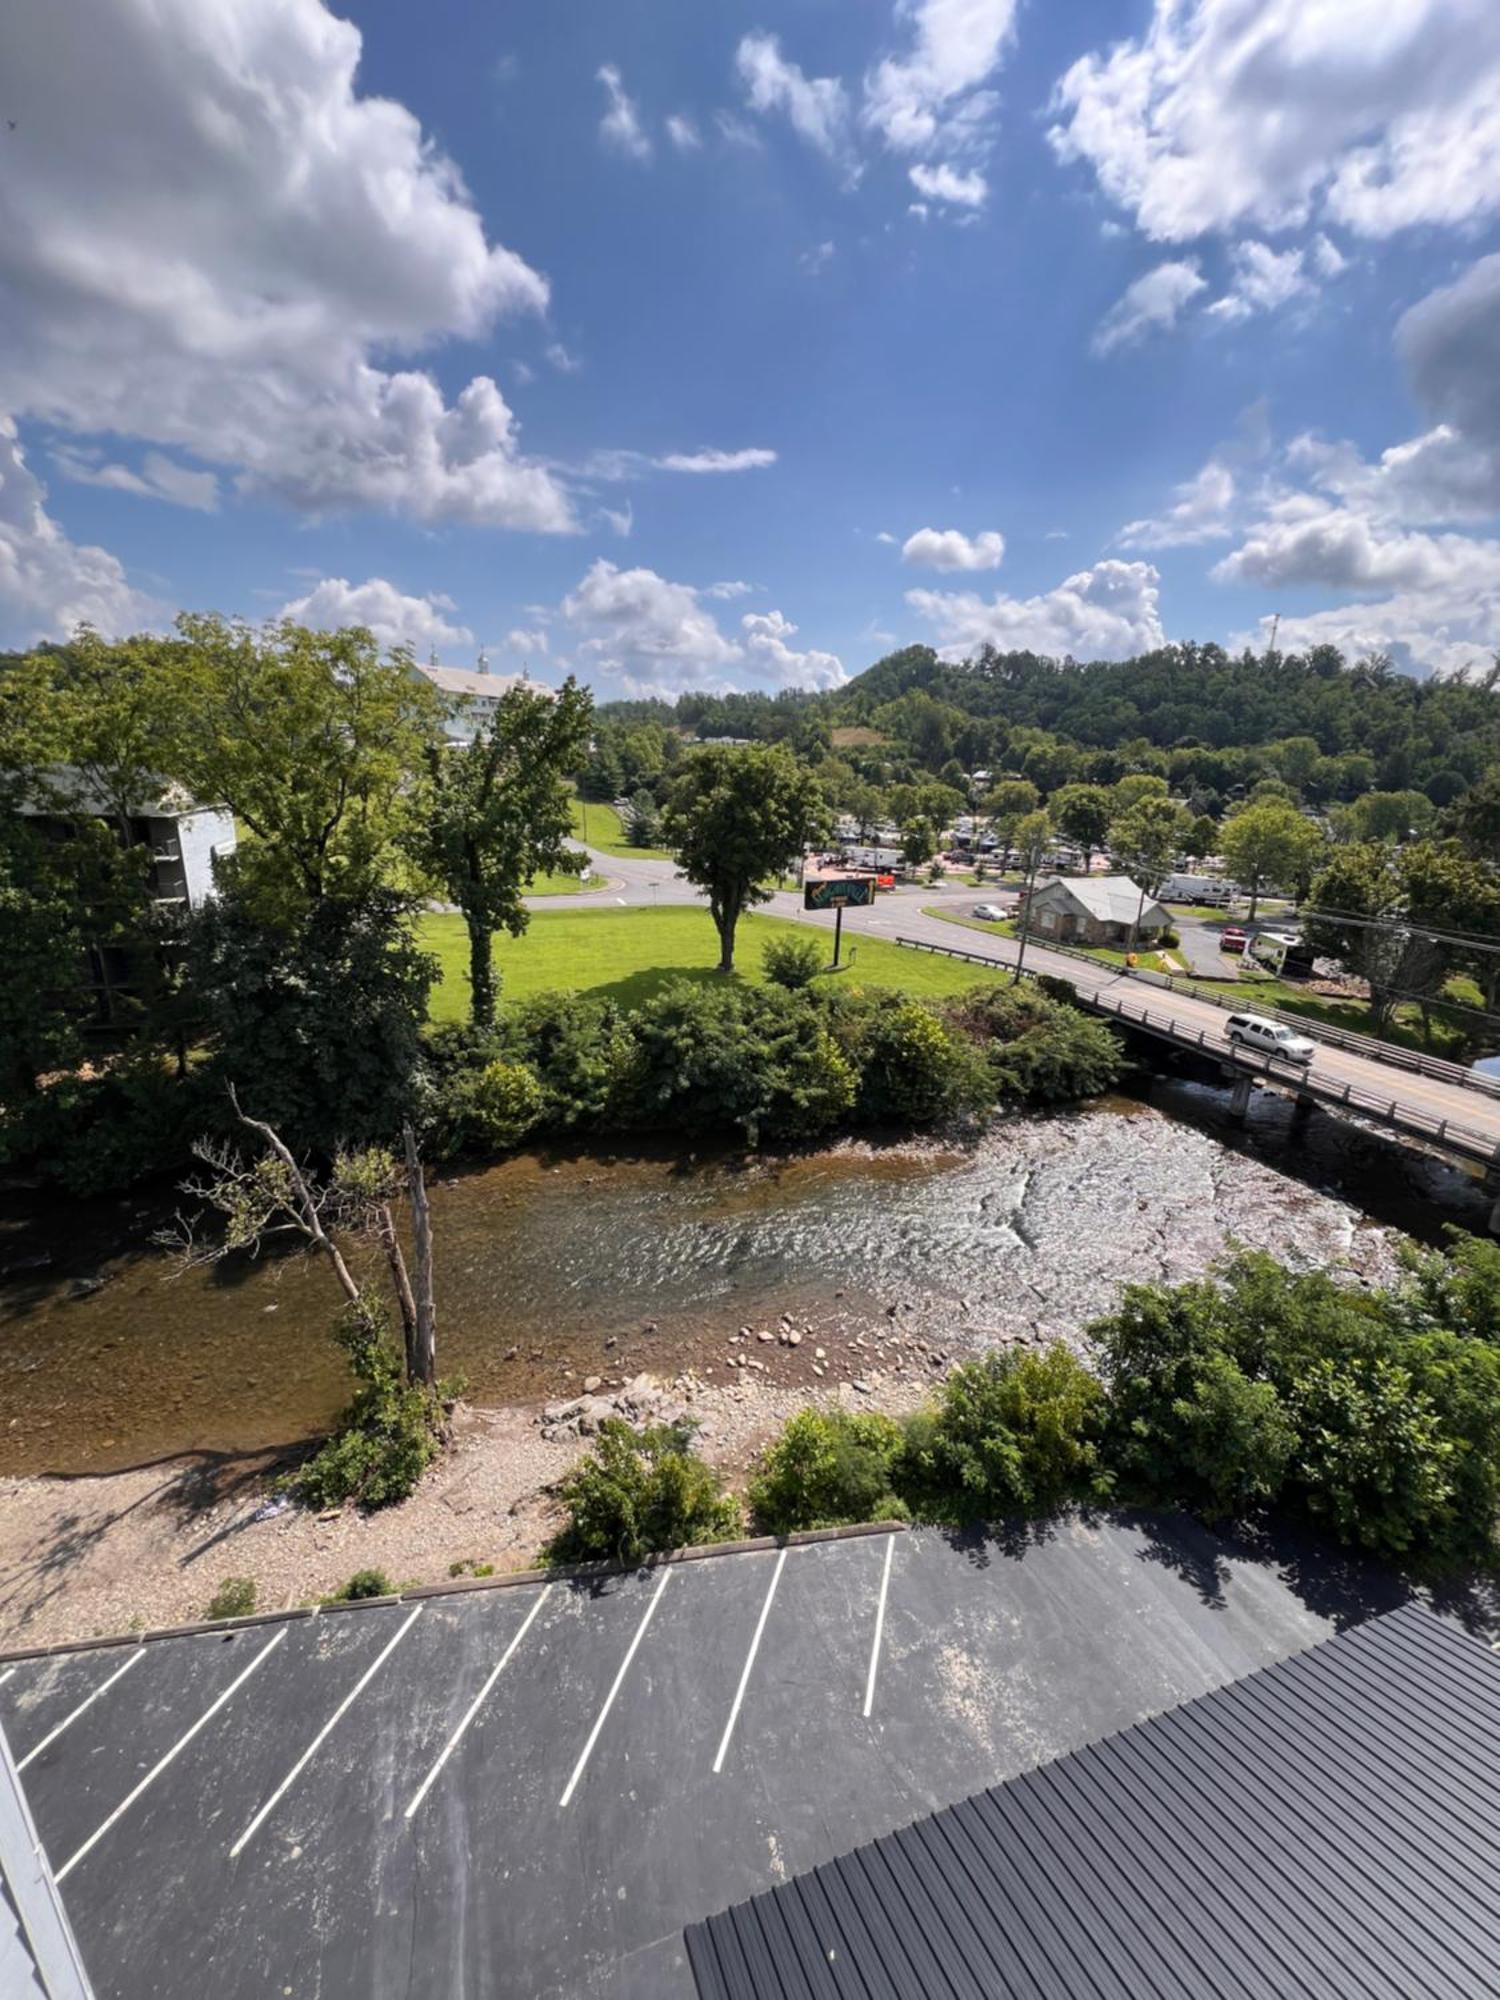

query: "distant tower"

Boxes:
[476, 648, 490, 677]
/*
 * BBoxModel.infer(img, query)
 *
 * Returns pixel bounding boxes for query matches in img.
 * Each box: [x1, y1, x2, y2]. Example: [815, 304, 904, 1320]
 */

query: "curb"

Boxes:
[0, 1520, 907, 1665]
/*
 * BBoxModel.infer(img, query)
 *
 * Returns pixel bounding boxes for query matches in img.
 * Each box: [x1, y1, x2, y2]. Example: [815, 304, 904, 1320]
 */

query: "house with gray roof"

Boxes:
[1026, 872, 1169, 949]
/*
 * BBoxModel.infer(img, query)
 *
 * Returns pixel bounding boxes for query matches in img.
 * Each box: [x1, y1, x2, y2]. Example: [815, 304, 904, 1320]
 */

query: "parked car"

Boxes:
[1220, 925, 1249, 953]
[1226, 1013, 1316, 1064]
[972, 902, 1008, 922]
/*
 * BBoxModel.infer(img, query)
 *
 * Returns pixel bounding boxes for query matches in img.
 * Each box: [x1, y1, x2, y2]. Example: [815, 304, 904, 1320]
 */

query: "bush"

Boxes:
[206, 1576, 257, 1621]
[289, 1301, 444, 1511]
[545, 1419, 742, 1564]
[326, 1568, 395, 1602]
[1158, 926, 1181, 948]
[988, 1010, 1124, 1105]
[749, 1410, 907, 1532]
[895, 1345, 1106, 1523]
[466, 1058, 545, 1150]
[847, 1000, 991, 1127]
[762, 932, 825, 990]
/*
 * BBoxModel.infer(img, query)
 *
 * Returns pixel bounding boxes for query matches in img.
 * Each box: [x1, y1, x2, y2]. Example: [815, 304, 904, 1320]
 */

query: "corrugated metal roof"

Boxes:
[1031, 874, 1168, 927]
[685, 1602, 1500, 2000]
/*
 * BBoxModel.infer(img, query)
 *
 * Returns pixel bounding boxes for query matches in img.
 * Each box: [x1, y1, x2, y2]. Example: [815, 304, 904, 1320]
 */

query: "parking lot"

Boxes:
[1, 1516, 1387, 2000]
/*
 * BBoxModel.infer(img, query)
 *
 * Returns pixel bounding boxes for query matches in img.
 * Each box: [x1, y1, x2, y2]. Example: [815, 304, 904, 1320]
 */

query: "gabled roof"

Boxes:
[687, 1601, 1500, 2000]
[418, 664, 548, 702]
[1032, 872, 1167, 926]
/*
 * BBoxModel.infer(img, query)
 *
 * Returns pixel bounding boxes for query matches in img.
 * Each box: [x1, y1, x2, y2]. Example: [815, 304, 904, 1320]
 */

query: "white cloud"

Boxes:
[666, 114, 701, 152]
[656, 447, 778, 474]
[908, 558, 1164, 661]
[1214, 506, 1500, 593]
[601, 500, 634, 538]
[1206, 241, 1313, 324]
[705, 579, 757, 599]
[909, 161, 987, 208]
[1399, 251, 1500, 470]
[545, 342, 583, 375]
[863, 0, 1018, 155]
[1117, 459, 1236, 548]
[50, 445, 220, 513]
[1050, 0, 1500, 243]
[875, 530, 899, 545]
[503, 627, 549, 655]
[1092, 260, 1206, 354]
[1246, 588, 1500, 682]
[799, 241, 837, 276]
[736, 33, 854, 172]
[741, 609, 846, 689]
[1312, 233, 1348, 279]
[277, 575, 473, 654]
[597, 64, 652, 162]
[0, 0, 572, 539]
[560, 560, 841, 696]
[901, 527, 1006, 571]
[0, 422, 160, 644]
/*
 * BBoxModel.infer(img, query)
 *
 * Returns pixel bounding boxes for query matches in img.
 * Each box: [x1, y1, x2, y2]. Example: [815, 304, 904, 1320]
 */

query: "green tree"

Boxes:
[900, 816, 937, 869]
[411, 679, 592, 1028]
[1184, 813, 1220, 864]
[1109, 795, 1191, 950]
[165, 615, 444, 921]
[662, 745, 828, 971]
[984, 778, 1040, 862]
[1348, 790, 1436, 844]
[1218, 799, 1323, 918]
[1049, 783, 1113, 873]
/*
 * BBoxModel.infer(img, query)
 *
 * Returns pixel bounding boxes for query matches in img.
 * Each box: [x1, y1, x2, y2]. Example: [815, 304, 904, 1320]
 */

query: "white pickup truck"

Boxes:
[1226, 1013, 1317, 1064]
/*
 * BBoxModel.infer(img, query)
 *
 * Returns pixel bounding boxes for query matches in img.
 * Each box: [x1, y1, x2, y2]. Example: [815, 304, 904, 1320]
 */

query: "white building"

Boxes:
[419, 662, 550, 743]
[16, 775, 234, 912]
[1026, 874, 1169, 949]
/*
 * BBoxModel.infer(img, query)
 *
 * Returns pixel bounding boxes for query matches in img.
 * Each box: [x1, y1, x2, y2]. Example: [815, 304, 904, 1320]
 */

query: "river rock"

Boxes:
[583, 1374, 602, 1393]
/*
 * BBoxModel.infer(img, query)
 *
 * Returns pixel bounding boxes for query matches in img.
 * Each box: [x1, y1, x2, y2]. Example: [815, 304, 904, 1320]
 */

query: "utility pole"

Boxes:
[1265, 612, 1280, 662]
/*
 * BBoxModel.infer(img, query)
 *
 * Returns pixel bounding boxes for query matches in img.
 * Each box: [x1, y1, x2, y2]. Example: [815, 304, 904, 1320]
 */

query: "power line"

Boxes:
[1300, 904, 1500, 957]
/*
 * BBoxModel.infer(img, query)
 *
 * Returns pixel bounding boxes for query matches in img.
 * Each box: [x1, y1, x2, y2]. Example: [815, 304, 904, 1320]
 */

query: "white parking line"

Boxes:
[862, 1535, 895, 1719]
[712, 1549, 787, 1775]
[559, 1569, 670, 1809]
[0, 1667, 14, 1687]
[19, 1648, 145, 1772]
[230, 1604, 422, 1859]
[56, 1630, 285, 1884]
[404, 1587, 552, 1820]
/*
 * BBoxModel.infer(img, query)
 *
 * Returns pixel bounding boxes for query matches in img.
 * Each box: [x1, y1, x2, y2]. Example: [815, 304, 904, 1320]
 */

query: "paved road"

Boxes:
[1, 1517, 1397, 2000]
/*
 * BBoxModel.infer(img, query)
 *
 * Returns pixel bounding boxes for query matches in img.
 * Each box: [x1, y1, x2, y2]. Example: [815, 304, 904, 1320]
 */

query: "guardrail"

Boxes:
[896, 933, 1500, 1166]
[901, 925, 1500, 1100]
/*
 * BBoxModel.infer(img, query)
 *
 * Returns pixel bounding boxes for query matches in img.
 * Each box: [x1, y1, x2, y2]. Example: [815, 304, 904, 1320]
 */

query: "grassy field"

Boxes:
[419, 906, 1007, 1022]
[925, 906, 1018, 942]
[525, 866, 590, 896]
[568, 797, 673, 861]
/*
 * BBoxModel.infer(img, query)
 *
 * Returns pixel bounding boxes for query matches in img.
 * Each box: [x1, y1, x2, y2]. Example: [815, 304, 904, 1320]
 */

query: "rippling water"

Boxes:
[0, 1080, 1487, 1476]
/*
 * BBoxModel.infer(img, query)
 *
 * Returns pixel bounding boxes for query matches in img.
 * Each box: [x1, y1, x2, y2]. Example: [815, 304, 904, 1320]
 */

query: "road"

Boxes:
[536, 848, 1500, 1163]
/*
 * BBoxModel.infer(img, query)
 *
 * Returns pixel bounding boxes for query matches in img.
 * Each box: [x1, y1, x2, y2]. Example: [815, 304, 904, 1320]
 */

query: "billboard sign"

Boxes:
[803, 874, 876, 911]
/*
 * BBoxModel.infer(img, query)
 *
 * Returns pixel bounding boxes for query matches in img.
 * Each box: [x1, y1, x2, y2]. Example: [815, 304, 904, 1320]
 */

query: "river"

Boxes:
[0, 1077, 1489, 1478]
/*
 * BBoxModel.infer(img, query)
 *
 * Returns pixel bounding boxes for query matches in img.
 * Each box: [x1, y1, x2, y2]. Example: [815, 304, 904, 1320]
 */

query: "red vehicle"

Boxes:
[1220, 925, 1249, 953]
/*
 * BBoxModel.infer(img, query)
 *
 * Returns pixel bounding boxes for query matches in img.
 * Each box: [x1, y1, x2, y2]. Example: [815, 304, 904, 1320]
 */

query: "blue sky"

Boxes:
[3, 0, 1500, 690]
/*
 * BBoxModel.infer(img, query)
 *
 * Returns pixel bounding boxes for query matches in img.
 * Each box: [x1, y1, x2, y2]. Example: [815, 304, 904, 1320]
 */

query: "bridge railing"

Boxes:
[895, 934, 1500, 1166]
[898, 928, 1500, 1100]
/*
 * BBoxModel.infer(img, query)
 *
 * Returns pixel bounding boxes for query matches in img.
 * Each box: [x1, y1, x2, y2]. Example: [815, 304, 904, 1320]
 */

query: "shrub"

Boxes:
[1158, 926, 1181, 948]
[289, 1301, 444, 1511]
[895, 1345, 1106, 1523]
[749, 1409, 907, 1532]
[326, 1568, 395, 1602]
[847, 1000, 990, 1127]
[762, 932, 825, 991]
[466, 1058, 545, 1150]
[989, 1010, 1124, 1105]
[206, 1576, 257, 1621]
[545, 1419, 742, 1565]
[1284, 1356, 1454, 1560]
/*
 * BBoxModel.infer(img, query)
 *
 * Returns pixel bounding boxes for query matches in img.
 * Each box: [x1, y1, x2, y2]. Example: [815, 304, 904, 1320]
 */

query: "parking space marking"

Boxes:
[559, 1569, 670, 1809]
[230, 1605, 422, 1859]
[56, 1630, 286, 1884]
[862, 1534, 895, 1719]
[18, 1648, 144, 1772]
[0, 1666, 14, 1687]
[711, 1548, 787, 1775]
[404, 1586, 552, 1820]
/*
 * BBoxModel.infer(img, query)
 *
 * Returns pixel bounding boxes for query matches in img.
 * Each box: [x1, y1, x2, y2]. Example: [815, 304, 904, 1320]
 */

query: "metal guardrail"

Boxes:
[904, 923, 1500, 1100]
[896, 933, 1500, 1167]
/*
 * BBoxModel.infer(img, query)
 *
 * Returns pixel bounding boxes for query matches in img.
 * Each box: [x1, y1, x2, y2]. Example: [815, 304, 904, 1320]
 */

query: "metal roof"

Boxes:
[1031, 873, 1169, 927]
[685, 1601, 1500, 2000]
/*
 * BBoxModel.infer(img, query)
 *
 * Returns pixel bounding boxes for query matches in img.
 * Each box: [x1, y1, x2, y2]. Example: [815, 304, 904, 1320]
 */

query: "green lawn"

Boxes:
[525, 866, 591, 896]
[419, 906, 1007, 1022]
[924, 906, 1018, 942]
[568, 797, 673, 861]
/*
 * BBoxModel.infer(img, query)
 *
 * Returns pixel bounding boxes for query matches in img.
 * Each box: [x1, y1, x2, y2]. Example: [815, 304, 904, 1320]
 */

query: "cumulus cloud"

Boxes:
[1399, 252, 1500, 471]
[908, 558, 1164, 662]
[1206, 241, 1314, 324]
[0, 423, 161, 645]
[503, 627, 549, 655]
[1092, 261, 1207, 354]
[560, 560, 841, 696]
[277, 575, 473, 654]
[741, 609, 846, 689]
[1213, 507, 1500, 594]
[597, 64, 652, 162]
[736, 33, 854, 171]
[863, 0, 1017, 156]
[656, 447, 778, 474]
[909, 161, 988, 208]
[705, 579, 757, 599]
[1050, 0, 1500, 243]
[0, 0, 573, 546]
[1117, 460, 1236, 549]
[901, 527, 1006, 571]
[1246, 589, 1500, 683]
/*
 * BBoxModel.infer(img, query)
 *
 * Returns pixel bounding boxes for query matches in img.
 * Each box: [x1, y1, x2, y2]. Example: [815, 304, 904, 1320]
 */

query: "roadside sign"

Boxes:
[804, 875, 875, 911]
